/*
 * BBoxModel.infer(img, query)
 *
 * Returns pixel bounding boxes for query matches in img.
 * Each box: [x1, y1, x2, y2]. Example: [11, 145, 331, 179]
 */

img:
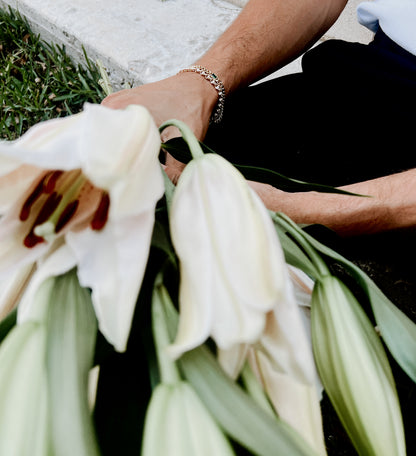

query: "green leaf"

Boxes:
[273, 219, 319, 278]
[151, 219, 177, 267]
[272, 213, 330, 278]
[236, 163, 364, 195]
[162, 137, 364, 195]
[179, 346, 318, 456]
[277, 215, 416, 383]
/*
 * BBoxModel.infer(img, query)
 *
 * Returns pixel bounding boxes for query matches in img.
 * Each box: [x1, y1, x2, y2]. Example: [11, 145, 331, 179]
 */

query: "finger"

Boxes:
[160, 125, 181, 143]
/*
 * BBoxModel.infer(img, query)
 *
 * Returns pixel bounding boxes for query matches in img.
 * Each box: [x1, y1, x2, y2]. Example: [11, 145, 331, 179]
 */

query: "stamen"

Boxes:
[32, 192, 63, 227]
[34, 222, 55, 243]
[19, 176, 46, 221]
[55, 200, 79, 233]
[19, 171, 64, 221]
[21, 169, 99, 249]
[91, 192, 110, 231]
[43, 170, 64, 193]
[23, 231, 45, 248]
[22, 192, 62, 249]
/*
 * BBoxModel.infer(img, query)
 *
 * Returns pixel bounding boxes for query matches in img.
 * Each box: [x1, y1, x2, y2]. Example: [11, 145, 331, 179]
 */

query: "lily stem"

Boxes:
[151, 278, 181, 384]
[159, 119, 204, 159]
[272, 212, 330, 279]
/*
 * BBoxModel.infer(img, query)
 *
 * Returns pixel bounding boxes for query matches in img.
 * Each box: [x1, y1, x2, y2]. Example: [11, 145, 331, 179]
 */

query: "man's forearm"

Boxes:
[103, 0, 348, 141]
[250, 169, 416, 236]
[195, 0, 348, 92]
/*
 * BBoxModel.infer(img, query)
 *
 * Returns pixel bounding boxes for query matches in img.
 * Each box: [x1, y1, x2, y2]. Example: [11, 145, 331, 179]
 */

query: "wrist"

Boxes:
[174, 70, 218, 113]
[178, 66, 225, 123]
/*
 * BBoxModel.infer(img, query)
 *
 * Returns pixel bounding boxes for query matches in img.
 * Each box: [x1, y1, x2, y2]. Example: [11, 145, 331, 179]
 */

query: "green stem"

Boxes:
[159, 119, 204, 159]
[151, 277, 181, 384]
[272, 212, 330, 279]
[241, 362, 275, 418]
[160, 164, 175, 213]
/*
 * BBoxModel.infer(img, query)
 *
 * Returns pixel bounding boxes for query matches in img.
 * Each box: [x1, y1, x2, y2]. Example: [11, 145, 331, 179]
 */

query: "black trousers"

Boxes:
[204, 30, 416, 187]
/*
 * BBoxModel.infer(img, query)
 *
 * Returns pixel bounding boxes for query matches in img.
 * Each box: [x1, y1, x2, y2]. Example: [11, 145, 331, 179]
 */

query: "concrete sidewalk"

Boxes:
[0, 0, 373, 89]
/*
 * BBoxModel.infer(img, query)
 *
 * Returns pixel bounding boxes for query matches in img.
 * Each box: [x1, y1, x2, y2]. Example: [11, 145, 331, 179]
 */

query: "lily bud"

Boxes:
[0, 262, 100, 456]
[312, 275, 406, 456]
[0, 321, 49, 456]
[142, 381, 235, 456]
[169, 153, 287, 357]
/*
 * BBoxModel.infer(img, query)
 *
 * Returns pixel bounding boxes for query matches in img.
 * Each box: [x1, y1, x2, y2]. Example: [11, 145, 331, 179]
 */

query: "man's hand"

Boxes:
[102, 72, 218, 181]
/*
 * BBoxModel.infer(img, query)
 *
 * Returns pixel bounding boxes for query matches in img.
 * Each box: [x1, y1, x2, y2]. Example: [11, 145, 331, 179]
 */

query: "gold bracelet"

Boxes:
[178, 65, 225, 124]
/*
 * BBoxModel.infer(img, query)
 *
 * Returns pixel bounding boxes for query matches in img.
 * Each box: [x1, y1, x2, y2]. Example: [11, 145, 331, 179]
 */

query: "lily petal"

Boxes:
[249, 348, 326, 455]
[17, 244, 77, 324]
[217, 343, 249, 379]
[0, 113, 83, 170]
[0, 164, 42, 214]
[0, 263, 35, 321]
[219, 265, 326, 455]
[66, 211, 156, 351]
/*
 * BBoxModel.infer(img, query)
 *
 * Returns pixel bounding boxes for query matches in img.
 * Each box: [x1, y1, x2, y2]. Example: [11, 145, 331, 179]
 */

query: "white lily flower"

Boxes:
[142, 381, 235, 456]
[0, 103, 164, 350]
[219, 266, 326, 456]
[168, 153, 287, 357]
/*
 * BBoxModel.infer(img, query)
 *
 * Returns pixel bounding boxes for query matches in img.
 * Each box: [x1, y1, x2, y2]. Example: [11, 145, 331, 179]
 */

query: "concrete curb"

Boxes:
[0, 0, 373, 89]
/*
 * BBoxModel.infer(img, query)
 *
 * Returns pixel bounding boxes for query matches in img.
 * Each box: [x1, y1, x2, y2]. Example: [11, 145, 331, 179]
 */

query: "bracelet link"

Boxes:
[178, 65, 226, 124]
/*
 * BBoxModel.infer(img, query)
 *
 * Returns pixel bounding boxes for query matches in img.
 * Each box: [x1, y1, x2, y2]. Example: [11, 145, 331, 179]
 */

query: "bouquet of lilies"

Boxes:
[0, 103, 415, 456]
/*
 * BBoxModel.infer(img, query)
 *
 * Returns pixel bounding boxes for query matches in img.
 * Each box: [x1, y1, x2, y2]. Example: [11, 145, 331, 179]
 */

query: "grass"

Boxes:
[0, 7, 105, 140]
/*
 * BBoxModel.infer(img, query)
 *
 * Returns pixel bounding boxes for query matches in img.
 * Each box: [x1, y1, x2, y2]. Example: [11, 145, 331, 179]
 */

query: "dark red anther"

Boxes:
[19, 176, 46, 221]
[23, 231, 45, 248]
[23, 192, 62, 249]
[91, 192, 110, 231]
[55, 200, 79, 233]
[32, 192, 62, 226]
[43, 170, 63, 194]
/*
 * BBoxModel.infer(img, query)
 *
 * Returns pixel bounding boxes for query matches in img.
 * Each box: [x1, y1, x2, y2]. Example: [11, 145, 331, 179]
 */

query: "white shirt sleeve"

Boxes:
[357, 0, 416, 55]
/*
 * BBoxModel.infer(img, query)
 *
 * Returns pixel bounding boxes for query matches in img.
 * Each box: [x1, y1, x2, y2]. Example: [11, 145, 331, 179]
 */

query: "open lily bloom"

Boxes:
[0, 103, 164, 351]
[168, 153, 287, 358]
